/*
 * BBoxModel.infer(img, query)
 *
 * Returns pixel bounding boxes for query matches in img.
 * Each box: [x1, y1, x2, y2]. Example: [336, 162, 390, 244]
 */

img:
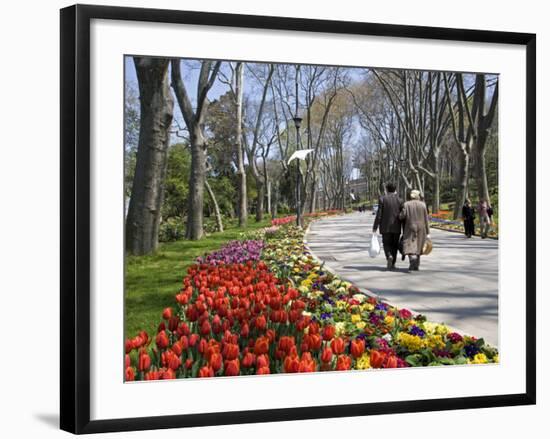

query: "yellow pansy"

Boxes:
[361, 303, 375, 312]
[351, 314, 362, 323]
[336, 300, 348, 310]
[397, 332, 425, 351]
[356, 353, 372, 370]
[427, 334, 445, 350]
[356, 321, 366, 330]
[384, 315, 395, 326]
[335, 322, 346, 336]
[468, 353, 488, 364]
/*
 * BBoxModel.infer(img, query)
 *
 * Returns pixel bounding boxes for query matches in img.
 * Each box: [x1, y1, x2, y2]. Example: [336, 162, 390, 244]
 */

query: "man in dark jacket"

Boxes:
[373, 182, 403, 270]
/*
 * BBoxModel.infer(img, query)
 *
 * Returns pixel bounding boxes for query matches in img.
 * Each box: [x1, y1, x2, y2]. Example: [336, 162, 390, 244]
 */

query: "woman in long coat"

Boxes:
[399, 189, 430, 271]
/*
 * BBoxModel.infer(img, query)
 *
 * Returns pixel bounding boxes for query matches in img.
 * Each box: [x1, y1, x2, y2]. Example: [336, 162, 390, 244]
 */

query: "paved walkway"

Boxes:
[305, 212, 499, 346]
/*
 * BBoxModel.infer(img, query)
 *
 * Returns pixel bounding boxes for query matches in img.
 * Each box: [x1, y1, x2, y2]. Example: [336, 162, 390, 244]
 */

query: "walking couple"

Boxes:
[372, 182, 430, 272]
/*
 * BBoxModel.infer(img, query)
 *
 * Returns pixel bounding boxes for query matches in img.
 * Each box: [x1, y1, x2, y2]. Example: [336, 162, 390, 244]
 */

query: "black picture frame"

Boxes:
[60, 3, 536, 434]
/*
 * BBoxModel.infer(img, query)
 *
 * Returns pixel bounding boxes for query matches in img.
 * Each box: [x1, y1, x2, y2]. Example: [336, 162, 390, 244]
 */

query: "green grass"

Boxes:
[125, 217, 271, 338]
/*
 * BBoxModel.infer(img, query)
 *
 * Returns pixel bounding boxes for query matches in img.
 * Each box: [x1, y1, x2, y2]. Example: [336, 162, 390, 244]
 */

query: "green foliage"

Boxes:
[205, 175, 236, 217]
[162, 143, 191, 221]
[158, 218, 185, 242]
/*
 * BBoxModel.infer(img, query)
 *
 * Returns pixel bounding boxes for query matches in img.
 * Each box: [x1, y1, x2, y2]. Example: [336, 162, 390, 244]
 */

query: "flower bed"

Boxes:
[125, 212, 498, 381]
[430, 216, 498, 239]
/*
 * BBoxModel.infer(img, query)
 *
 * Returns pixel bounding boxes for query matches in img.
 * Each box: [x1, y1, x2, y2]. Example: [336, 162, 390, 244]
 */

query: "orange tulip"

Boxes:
[331, 337, 346, 355]
[370, 350, 386, 368]
[350, 339, 365, 359]
[224, 359, 240, 376]
[209, 352, 223, 372]
[155, 330, 169, 350]
[321, 347, 333, 364]
[336, 355, 352, 371]
[198, 365, 214, 378]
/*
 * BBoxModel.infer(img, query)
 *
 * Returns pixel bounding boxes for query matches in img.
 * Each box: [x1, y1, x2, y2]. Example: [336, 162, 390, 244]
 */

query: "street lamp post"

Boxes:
[293, 115, 303, 227]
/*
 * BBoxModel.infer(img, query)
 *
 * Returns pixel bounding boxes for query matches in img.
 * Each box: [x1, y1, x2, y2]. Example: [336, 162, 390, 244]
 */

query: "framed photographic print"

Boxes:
[60, 4, 536, 434]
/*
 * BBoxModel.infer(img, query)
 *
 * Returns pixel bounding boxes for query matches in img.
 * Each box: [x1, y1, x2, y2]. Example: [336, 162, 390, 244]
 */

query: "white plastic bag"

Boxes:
[369, 233, 381, 258]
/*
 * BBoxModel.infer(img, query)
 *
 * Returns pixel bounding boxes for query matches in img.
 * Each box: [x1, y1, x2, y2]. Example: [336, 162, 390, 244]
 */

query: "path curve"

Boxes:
[305, 212, 499, 346]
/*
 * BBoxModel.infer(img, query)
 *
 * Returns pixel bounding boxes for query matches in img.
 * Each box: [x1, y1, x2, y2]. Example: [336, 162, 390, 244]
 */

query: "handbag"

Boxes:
[422, 237, 433, 255]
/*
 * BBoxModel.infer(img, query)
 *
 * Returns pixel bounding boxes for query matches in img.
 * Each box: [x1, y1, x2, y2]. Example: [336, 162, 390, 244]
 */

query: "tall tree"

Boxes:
[171, 60, 221, 240]
[472, 74, 499, 204]
[245, 64, 275, 221]
[126, 57, 174, 255]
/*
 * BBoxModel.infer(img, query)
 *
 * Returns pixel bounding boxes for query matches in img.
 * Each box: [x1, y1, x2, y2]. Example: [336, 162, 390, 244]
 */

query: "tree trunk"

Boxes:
[432, 151, 440, 213]
[453, 150, 469, 219]
[266, 180, 272, 217]
[271, 182, 278, 219]
[205, 178, 223, 232]
[125, 58, 173, 255]
[235, 63, 247, 227]
[186, 128, 206, 240]
[474, 145, 491, 204]
[255, 180, 265, 222]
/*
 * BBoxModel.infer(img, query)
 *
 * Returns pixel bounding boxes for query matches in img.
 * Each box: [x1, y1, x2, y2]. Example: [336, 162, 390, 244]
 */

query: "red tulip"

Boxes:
[385, 355, 398, 369]
[184, 358, 193, 369]
[256, 354, 269, 370]
[162, 350, 181, 370]
[177, 322, 190, 337]
[209, 352, 223, 372]
[299, 352, 316, 373]
[254, 337, 269, 355]
[255, 314, 267, 331]
[125, 367, 135, 381]
[266, 329, 276, 343]
[200, 319, 211, 336]
[162, 308, 173, 322]
[278, 336, 295, 354]
[161, 368, 176, 379]
[240, 323, 250, 338]
[156, 330, 169, 350]
[138, 350, 151, 371]
[256, 366, 270, 375]
[336, 355, 352, 371]
[125, 354, 131, 368]
[350, 339, 365, 359]
[171, 341, 183, 356]
[242, 352, 256, 368]
[138, 331, 149, 346]
[224, 359, 240, 376]
[331, 337, 345, 355]
[308, 321, 320, 335]
[370, 350, 386, 368]
[322, 325, 336, 341]
[189, 333, 199, 347]
[125, 339, 134, 354]
[284, 354, 300, 373]
[321, 347, 333, 364]
[144, 370, 161, 380]
[198, 338, 208, 355]
[198, 365, 214, 378]
[222, 343, 240, 361]
[168, 316, 180, 332]
[307, 333, 322, 351]
[212, 315, 222, 334]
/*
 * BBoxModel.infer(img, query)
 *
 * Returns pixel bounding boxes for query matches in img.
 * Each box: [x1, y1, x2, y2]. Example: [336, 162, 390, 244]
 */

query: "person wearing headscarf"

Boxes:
[399, 189, 430, 271]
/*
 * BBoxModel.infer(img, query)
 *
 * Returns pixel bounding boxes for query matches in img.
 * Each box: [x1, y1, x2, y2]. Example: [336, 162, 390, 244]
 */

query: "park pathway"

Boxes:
[306, 212, 499, 346]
